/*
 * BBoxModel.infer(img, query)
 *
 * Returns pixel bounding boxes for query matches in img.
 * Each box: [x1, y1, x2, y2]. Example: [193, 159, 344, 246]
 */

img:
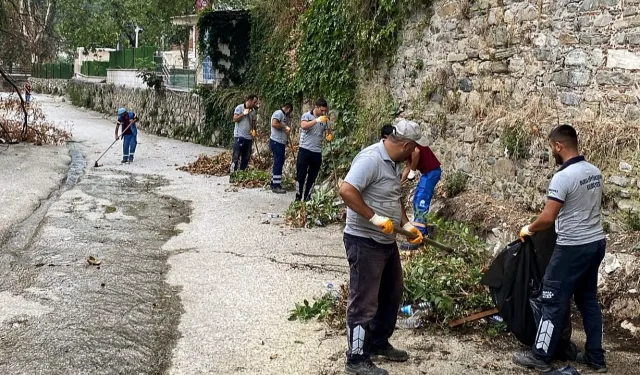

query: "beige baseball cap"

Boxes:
[394, 120, 429, 147]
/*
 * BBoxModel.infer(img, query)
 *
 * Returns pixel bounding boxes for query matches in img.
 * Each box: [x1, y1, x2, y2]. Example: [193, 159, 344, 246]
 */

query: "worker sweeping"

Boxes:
[115, 107, 139, 164]
[339, 120, 427, 375]
[230, 94, 259, 182]
[513, 125, 607, 373]
[295, 98, 332, 202]
[399, 141, 441, 250]
[270, 103, 293, 194]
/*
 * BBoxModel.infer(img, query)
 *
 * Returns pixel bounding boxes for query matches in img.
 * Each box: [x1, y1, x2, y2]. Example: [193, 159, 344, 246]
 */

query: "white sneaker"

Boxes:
[407, 170, 417, 180]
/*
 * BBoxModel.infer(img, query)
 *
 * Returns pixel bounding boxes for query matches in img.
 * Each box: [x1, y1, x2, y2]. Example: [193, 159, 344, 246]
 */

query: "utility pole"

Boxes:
[135, 27, 144, 48]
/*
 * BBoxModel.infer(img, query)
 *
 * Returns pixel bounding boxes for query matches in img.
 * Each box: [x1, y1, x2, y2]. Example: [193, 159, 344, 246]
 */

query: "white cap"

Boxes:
[394, 120, 429, 147]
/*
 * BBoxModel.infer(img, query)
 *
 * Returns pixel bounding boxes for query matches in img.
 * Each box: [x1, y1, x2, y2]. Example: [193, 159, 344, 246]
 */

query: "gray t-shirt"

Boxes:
[233, 104, 256, 140]
[344, 141, 403, 244]
[270, 109, 289, 144]
[299, 111, 327, 153]
[547, 156, 605, 246]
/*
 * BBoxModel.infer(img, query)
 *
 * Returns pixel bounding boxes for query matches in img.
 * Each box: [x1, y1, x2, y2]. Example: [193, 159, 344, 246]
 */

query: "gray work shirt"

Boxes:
[300, 111, 327, 153]
[270, 109, 289, 144]
[344, 141, 403, 244]
[547, 156, 605, 246]
[233, 104, 256, 140]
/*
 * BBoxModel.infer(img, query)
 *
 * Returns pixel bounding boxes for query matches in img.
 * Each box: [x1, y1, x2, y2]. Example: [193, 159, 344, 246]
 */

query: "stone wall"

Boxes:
[31, 79, 208, 144]
[28, 78, 69, 96]
[386, 0, 640, 221]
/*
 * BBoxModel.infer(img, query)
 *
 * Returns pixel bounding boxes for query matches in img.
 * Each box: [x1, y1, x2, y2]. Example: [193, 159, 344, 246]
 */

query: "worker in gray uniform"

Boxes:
[514, 125, 607, 373]
[339, 120, 426, 375]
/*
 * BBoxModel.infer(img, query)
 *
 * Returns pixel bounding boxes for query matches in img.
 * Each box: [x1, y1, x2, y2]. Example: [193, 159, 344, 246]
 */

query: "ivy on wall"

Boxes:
[197, 10, 251, 86]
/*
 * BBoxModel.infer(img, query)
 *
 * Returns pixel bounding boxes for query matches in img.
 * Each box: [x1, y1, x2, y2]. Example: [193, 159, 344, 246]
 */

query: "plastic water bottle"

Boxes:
[400, 302, 432, 316]
[396, 311, 425, 329]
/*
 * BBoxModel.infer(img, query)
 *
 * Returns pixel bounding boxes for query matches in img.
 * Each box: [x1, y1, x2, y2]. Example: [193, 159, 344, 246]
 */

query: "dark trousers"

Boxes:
[532, 239, 606, 364]
[295, 147, 322, 201]
[270, 140, 286, 188]
[231, 137, 253, 173]
[344, 233, 403, 362]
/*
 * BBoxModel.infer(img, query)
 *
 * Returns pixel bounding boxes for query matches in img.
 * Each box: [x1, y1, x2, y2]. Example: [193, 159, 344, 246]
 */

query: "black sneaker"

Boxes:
[512, 351, 552, 372]
[121, 159, 128, 164]
[345, 359, 389, 375]
[371, 344, 409, 362]
[576, 351, 608, 373]
[271, 187, 287, 194]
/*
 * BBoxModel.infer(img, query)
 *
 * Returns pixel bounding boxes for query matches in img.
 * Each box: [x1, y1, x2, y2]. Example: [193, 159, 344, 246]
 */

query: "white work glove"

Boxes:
[316, 115, 329, 123]
[403, 222, 424, 245]
[243, 108, 250, 115]
[519, 225, 534, 241]
[370, 214, 394, 234]
[407, 170, 417, 180]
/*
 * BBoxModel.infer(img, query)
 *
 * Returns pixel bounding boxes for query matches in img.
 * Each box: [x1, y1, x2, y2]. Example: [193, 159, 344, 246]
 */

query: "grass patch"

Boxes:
[105, 206, 117, 214]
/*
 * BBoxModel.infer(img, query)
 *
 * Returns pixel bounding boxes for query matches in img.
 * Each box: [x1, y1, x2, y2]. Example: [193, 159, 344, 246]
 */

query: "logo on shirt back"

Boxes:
[579, 174, 602, 191]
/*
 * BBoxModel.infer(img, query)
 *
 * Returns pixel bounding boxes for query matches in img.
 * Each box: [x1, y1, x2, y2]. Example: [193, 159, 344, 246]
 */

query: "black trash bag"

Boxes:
[481, 227, 575, 357]
[481, 237, 541, 346]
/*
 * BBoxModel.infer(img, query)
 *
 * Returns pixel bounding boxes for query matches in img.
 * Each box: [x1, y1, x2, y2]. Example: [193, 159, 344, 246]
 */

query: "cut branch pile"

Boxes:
[0, 97, 71, 145]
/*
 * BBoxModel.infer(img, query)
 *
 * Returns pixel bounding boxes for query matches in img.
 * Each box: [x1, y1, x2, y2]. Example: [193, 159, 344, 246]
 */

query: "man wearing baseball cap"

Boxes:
[339, 120, 427, 375]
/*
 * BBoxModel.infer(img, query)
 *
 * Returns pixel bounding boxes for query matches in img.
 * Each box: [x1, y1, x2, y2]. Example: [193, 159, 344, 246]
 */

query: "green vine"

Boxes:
[197, 10, 251, 86]
[195, 85, 247, 147]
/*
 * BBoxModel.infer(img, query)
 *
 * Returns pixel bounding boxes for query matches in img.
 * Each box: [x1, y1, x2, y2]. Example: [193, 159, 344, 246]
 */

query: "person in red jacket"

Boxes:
[400, 144, 441, 250]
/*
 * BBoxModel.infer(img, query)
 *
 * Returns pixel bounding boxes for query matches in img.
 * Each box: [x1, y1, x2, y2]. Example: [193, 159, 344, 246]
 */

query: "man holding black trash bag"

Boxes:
[514, 125, 607, 373]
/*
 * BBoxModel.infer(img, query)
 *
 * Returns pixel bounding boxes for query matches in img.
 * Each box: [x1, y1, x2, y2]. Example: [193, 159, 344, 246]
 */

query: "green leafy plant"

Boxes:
[198, 10, 251, 86]
[136, 57, 164, 91]
[232, 169, 294, 190]
[487, 321, 509, 337]
[289, 293, 336, 322]
[444, 171, 469, 198]
[625, 210, 640, 231]
[403, 214, 493, 324]
[501, 121, 531, 159]
[286, 184, 342, 228]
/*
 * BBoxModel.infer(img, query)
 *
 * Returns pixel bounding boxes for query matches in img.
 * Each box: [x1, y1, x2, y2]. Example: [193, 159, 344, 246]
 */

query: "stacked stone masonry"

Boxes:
[30, 78, 205, 144]
[387, 0, 640, 219]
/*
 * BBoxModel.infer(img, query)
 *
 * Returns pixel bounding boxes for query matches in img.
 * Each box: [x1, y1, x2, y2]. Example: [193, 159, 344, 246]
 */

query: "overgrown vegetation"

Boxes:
[403, 214, 493, 323]
[286, 185, 342, 228]
[291, 213, 494, 327]
[197, 10, 251, 86]
[444, 171, 469, 198]
[195, 86, 247, 147]
[501, 121, 531, 160]
[247, 0, 434, 181]
[626, 210, 640, 231]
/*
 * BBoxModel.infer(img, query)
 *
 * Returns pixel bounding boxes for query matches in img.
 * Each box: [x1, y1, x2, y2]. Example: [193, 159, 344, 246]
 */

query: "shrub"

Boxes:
[444, 171, 469, 198]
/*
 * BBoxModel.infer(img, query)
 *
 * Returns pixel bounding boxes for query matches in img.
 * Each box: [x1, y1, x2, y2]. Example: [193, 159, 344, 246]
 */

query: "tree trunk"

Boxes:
[182, 37, 190, 69]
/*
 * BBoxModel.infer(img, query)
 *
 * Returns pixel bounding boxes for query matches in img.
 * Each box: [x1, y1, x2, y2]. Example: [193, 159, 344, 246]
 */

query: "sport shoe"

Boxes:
[271, 187, 287, 194]
[121, 159, 128, 164]
[512, 351, 552, 372]
[371, 344, 409, 362]
[344, 359, 389, 375]
[576, 351, 608, 373]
